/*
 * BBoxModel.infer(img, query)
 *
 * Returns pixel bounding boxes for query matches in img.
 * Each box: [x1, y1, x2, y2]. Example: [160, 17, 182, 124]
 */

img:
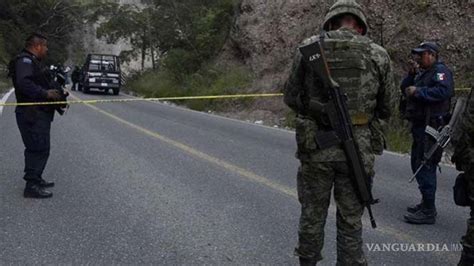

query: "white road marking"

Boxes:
[0, 88, 14, 116]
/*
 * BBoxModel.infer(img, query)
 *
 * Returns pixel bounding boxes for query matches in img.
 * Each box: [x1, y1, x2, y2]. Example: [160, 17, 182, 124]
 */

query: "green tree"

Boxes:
[0, 0, 96, 65]
[96, 0, 236, 74]
[96, 3, 179, 70]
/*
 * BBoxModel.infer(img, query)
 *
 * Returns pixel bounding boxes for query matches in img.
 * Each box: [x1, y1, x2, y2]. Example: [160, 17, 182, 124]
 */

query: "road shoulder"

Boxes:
[0, 88, 14, 116]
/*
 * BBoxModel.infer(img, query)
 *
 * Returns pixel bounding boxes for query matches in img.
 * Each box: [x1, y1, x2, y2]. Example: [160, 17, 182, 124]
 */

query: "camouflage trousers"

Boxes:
[294, 160, 367, 266]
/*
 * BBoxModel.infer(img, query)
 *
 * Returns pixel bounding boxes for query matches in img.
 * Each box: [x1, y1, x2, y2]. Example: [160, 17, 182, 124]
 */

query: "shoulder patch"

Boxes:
[22, 57, 32, 64]
[436, 73, 446, 81]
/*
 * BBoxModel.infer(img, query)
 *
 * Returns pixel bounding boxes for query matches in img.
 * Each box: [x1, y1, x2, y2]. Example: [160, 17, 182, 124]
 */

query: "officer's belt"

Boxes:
[314, 113, 369, 150]
[307, 99, 369, 126]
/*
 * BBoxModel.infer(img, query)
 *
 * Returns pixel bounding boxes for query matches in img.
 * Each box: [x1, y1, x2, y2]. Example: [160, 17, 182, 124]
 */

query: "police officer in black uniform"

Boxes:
[9, 33, 64, 198]
[400, 41, 454, 224]
[71, 66, 81, 91]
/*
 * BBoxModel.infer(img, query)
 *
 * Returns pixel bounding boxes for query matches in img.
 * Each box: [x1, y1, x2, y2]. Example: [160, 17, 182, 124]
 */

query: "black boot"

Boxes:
[404, 208, 436, 224]
[407, 204, 437, 216]
[299, 257, 317, 266]
[24, 183, 53, 198]
[407, 203, 422, 213]
[39, 178, 55, 188]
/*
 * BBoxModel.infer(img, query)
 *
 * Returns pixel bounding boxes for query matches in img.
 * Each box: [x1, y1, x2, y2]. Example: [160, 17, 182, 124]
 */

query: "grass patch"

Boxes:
[125, 63, 254, 112]
[282, 110, 296, 129]
[385, 121, 411, 154]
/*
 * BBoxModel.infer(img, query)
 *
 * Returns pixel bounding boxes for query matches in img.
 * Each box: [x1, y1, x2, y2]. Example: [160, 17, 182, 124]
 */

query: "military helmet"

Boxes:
[322, 0, 368, 35]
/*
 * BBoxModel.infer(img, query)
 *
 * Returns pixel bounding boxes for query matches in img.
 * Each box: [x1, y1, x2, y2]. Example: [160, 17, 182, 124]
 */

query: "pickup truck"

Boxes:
[81, 54, 121, 95]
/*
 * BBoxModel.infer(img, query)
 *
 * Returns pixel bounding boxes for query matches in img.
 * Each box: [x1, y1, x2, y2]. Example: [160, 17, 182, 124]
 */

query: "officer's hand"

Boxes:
[46, 90, 62, 101]
[405, 86, 417, 97]
[407, 59, 419, 75]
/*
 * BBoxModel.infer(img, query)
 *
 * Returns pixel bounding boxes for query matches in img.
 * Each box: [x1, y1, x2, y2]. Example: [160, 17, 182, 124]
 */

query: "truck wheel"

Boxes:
[113, 89, 119, 95]
[83, 86, 90, 93]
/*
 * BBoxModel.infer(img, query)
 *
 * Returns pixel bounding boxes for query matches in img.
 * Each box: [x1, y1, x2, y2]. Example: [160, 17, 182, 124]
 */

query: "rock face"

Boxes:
[226, 0, 473, 92]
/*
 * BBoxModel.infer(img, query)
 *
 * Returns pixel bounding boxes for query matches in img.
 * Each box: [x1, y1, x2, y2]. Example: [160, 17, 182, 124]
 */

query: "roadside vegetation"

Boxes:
[386, 115, 412, 154]
[95, 0, 250, 110]
[0, 76, 11, 95]
[0, 0, 95, 65]
[126, 64, 253, 111]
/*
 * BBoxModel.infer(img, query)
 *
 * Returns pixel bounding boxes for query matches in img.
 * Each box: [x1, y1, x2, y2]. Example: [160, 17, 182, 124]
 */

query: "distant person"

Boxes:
[8, 33, 64, 198]
[401, 41, 454, 224]
[283, 0, 395, 265]
[71, 65, 81, 91]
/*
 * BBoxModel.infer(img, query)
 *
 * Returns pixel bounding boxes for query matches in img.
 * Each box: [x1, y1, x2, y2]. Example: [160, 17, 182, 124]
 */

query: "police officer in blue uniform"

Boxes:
[401, 41, 454, 224]
[9, 33, 64, 198]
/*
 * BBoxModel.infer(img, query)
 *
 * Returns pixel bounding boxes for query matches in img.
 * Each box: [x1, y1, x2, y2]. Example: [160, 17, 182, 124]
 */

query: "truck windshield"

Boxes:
[88, 55, 118, 72]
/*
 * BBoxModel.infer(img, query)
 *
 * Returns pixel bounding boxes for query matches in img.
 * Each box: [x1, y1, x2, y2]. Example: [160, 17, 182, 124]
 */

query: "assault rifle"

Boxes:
[47, 65, 69, 115]
[299, 37, 378, 228]
[408, 98, 467, 183]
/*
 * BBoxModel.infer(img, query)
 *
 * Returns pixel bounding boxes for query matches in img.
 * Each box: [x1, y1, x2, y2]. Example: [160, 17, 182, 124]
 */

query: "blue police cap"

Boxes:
[412, 41, 440, 54]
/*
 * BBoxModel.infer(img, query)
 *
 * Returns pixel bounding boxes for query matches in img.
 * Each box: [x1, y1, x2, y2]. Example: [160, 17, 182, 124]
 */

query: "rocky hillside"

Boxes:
[225, 0, 472, 94]
[68, 0, 471, 124]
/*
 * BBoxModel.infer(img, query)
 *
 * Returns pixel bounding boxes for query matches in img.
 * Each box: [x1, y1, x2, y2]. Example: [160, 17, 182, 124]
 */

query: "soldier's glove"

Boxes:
[46, 90, 62, 101]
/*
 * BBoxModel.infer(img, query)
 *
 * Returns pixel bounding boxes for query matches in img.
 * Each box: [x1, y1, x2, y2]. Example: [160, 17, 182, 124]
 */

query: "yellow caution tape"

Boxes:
[0, 87, 471, 107]
[0, 93, 284, 107]
[455, 88, 472, 92]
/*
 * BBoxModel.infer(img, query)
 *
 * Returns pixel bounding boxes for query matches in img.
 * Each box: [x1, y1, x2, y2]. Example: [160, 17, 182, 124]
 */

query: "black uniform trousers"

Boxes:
[15, 107, 53, 184]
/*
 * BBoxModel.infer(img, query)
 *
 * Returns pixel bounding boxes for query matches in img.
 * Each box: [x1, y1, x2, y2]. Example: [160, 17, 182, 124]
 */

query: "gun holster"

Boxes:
[454, 173, 471, 207]
[314, 130, 340, 149]
[307, 98, 331, 125]
[306, 99, 341, 149]
[308, 98, 326, 114]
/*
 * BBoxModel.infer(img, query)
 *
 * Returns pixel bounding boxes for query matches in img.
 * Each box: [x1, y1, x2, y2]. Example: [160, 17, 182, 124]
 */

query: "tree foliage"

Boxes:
[0, 0, 106, 65]
[95, 3, 178, 70]
[96, 0, 237, 74]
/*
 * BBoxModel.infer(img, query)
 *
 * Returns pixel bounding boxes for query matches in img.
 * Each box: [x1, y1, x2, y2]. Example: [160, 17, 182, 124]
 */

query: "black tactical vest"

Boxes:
[10, 50, 51, 103]
[10, 50, 57, 118]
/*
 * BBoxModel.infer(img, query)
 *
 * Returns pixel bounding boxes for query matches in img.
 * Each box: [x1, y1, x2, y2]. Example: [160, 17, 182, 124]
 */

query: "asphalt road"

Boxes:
[0, 89, 468, 265]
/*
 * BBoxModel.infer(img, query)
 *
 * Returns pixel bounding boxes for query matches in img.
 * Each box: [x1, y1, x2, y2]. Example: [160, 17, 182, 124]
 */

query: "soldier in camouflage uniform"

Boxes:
[452, 88, 474, 265]
[283, 0, 395, 265]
